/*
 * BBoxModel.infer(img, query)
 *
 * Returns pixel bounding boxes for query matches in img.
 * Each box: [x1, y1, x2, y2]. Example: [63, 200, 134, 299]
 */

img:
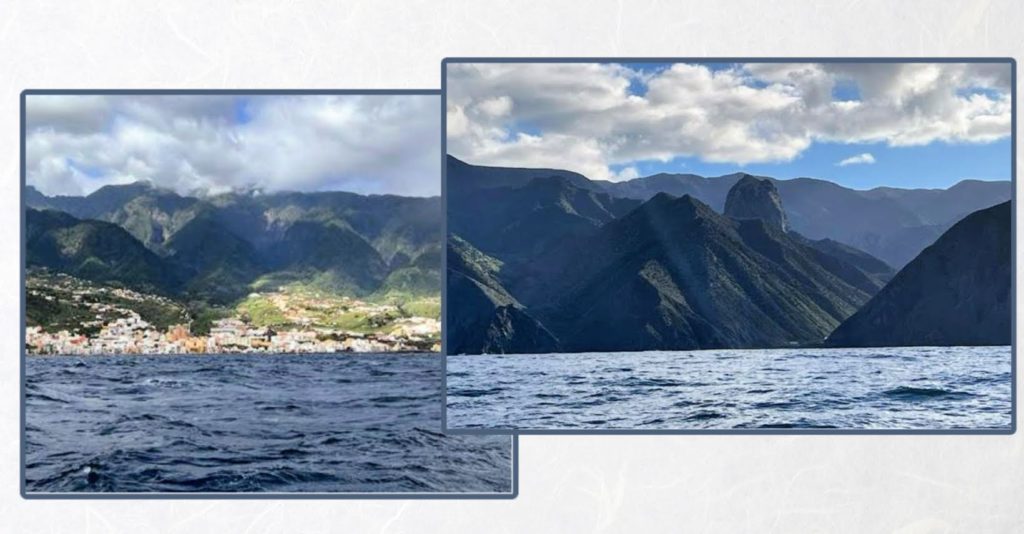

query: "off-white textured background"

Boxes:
[1, 1, 1022, 532]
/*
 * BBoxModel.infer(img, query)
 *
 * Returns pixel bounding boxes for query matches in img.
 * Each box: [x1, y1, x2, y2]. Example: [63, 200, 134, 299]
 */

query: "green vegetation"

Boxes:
[400, 298, 440, 319]
[231, 279, 439, 334]
[250, 270, 366, 298]
[374, 266, 439, 300]
[26, 270, 187, 335]
[107, 295, 188, 331]
[26, 184, 444, 341]
[323, 310, 392, 333]
[185, 303, 230, 336]
[235, 294, 288, 327]
[26, 290, 105, 336]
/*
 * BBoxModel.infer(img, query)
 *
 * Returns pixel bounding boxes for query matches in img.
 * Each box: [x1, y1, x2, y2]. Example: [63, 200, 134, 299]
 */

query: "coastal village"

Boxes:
[25, 272, 441, 356]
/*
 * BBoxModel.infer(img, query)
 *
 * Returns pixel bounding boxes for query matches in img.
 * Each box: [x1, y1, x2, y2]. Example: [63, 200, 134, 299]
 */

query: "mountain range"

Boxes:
[26, 182, 441, 305]
[446, 156, 1012, 354]
[448, 156, 1010, 269]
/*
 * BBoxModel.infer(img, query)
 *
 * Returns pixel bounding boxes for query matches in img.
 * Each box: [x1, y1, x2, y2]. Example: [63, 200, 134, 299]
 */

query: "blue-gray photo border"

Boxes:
[20, 88, 518, 500]
[440, 57, 1018, 436]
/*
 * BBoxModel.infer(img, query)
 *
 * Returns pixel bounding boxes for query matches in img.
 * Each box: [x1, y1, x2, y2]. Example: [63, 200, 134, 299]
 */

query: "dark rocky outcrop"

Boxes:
[724, 175, 789, 231]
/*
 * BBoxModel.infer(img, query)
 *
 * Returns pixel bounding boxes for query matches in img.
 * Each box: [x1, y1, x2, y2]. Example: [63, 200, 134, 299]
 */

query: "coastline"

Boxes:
[26, 350, 439, 357]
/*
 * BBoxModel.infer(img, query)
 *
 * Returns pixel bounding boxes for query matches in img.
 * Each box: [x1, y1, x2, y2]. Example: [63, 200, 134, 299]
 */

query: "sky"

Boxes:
[446, 62, 1012, 190]
[26, 94, 441, 197]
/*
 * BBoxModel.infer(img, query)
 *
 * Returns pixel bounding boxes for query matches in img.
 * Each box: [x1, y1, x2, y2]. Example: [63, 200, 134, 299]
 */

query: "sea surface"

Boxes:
[25, 353, 512, 494]
[447, 346, 1013, 430]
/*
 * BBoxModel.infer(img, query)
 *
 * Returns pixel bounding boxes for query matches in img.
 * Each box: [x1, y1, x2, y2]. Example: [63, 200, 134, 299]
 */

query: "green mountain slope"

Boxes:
[25, 184, 443, 305]
[26, 208, 177, 293]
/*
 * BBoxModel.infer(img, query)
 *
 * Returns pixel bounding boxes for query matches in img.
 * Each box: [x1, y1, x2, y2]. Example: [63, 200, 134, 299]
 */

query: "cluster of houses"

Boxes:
[26, 316, 441, 356]
[26, 271, 441, 356]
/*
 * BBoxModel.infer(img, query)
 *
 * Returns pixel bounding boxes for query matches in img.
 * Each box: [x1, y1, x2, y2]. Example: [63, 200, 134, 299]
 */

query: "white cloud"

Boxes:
[446, 62, 1011, 181]
[26, 94, 440, 197]
[476, 96, 514, 118]
[837, 153, 876, 166]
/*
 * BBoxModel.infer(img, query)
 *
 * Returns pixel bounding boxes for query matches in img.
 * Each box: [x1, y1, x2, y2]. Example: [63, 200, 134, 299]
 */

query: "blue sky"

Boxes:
[610, 138, 1012, 190]
[447, 61, 1013, 190]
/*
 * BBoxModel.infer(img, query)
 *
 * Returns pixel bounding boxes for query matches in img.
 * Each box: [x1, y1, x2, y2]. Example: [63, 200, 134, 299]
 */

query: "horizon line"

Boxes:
[446, 154, 1012, 192]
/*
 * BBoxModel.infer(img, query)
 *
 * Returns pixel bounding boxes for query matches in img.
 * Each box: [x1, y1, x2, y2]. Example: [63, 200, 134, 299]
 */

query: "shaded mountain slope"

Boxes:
[376, 243, 442, 298]
[267, 220, 389, 295]
[164, 212, 266, 303]
[529, 192, 877, 352]
[827, 201, 1012, 347]
[790, 235, 894, 294]
[447, 154, 601, 194]
[449, 173, 640, 262]
[446, 235, 558, 354]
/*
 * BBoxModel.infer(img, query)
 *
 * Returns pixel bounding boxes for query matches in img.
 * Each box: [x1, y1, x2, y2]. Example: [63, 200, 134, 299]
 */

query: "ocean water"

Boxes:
[25, 354, 512, 494]
[446, 346, 1013, 431]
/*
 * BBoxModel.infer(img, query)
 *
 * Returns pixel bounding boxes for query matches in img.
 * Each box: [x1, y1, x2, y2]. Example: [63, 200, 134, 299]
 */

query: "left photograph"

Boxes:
[21, 91, 515, 496]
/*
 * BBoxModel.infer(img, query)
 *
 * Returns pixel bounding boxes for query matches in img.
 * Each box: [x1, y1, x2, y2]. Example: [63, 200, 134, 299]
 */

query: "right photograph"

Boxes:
[443, 59, 1015, 432]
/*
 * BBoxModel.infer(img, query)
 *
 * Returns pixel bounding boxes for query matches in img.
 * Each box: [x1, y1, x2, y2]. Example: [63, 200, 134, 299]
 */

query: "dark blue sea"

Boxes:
[447, 346, 1013, 431]
[25, 353, 512, 494]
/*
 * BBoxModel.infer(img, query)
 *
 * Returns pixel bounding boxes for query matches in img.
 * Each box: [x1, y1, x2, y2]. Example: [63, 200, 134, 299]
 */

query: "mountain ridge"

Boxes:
[26, 183, 442, 305]
[447, 156, 1010, 268]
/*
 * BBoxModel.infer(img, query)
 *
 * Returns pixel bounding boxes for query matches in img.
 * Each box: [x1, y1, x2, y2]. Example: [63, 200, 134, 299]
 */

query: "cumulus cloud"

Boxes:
[837, 153, 876, 166]
[446, 62, 1011, 181]
[26, 94, 440, 197]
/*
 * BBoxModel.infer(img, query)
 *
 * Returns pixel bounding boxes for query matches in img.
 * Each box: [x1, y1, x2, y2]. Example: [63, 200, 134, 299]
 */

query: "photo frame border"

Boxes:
[20, 88, 519, 500]
[440, 57, 1018, 436]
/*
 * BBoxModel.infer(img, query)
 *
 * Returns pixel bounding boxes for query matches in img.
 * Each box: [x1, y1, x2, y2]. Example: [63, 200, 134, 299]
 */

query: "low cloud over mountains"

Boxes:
[26, 94, 440, 197]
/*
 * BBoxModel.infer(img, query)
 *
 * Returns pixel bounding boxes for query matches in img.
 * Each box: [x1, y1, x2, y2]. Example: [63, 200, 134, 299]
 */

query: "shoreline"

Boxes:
[448, 344, 1013, 357]
[26, 350, 439, 358]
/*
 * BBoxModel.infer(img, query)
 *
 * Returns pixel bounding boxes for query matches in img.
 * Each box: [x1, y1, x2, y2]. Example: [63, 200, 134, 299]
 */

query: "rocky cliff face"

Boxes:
[724, 175, 789, 232]
[827, 201, 1011, 347]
